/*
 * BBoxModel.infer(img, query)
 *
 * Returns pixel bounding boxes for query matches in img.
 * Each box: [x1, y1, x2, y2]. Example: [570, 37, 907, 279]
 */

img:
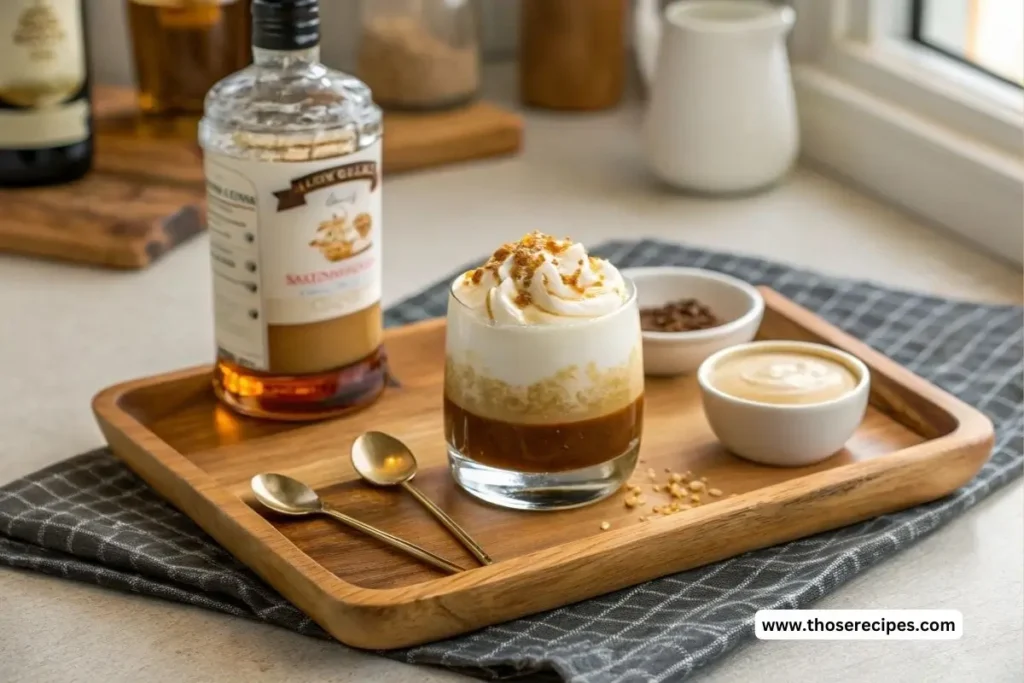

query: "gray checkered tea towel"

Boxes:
[2, 241, 1021, 682]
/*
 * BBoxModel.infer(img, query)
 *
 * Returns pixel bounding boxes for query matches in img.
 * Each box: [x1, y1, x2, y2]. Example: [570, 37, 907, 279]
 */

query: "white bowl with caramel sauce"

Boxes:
[698, 341, 870, 466]
[622, 267, 764, 376]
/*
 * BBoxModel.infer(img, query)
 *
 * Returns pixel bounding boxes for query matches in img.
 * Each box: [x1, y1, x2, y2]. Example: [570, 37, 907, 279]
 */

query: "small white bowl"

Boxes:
[622, 267, 764, 376]
[697, 341, 870, 467]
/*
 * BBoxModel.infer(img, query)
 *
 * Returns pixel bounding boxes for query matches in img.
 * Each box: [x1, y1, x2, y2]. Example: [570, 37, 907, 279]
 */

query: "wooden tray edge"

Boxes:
[93, 375, 369, 637]
[91, 290, 995, 649]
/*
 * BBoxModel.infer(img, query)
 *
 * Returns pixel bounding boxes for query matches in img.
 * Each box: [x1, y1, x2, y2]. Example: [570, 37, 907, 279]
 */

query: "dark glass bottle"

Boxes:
[0, 0, 92, 188]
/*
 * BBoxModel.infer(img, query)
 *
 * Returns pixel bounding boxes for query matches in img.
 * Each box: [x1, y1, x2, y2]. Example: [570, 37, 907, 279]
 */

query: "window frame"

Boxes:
[790, 0, 1024, 265]
[909, 0, 1024, 89]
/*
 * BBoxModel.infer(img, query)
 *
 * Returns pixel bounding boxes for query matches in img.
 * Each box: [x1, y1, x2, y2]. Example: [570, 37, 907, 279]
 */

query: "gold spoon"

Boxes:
[351, 431, 493, 566]
[250, 472, 465, 575]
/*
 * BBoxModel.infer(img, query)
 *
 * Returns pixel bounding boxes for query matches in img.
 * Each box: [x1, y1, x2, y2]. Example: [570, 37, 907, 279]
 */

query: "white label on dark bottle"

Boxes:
[0, 0, 89, 149]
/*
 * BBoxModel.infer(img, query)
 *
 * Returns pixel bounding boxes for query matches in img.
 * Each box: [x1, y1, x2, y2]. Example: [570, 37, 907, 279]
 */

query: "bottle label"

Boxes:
[0, 0, 89, 149]
[205, 142, 383, 372]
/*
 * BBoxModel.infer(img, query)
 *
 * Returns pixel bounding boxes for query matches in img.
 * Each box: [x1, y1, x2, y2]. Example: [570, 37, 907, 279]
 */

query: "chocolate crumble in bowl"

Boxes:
[640, 298, 721, 333]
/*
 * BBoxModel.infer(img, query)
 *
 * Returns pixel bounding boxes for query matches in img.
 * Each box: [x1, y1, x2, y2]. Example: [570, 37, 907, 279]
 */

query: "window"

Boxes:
[912, 0, 1024, 86]
[790, 0, 1024, 265]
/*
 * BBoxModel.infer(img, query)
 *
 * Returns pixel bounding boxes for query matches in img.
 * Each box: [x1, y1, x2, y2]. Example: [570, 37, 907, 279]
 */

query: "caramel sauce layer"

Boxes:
[444, 395, 643, 473]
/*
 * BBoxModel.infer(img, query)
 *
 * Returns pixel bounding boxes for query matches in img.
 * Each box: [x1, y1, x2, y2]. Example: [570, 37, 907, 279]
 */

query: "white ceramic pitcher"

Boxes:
[637, 0, 798, 193]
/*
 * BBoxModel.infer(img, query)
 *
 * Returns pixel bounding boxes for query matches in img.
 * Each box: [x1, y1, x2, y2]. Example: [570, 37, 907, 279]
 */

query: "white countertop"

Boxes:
[2, 76, 1022, 683]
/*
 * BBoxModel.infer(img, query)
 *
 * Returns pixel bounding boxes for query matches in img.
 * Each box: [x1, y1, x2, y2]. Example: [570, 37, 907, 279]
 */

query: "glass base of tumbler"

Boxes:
[448, 439, 640, 511]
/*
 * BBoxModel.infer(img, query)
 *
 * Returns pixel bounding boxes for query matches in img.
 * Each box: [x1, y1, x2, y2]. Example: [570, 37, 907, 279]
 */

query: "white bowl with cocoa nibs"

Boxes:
[620, 267, 764, 376]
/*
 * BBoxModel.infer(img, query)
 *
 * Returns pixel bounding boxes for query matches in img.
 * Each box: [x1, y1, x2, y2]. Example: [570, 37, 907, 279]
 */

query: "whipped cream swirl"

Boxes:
[452, 232, 628, 325]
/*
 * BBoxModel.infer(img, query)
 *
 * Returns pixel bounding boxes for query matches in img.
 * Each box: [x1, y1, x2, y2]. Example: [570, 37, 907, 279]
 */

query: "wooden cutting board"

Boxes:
[0, 89, 207, 269]
[92, 289, 992, 649]
[0, 87, 523, 270]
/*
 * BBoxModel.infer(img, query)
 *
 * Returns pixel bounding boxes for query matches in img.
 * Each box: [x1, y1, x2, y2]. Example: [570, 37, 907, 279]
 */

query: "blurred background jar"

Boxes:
[519, 0, 627, 111]
[357, 0, 481, 111]
[126, 0, 252, 116]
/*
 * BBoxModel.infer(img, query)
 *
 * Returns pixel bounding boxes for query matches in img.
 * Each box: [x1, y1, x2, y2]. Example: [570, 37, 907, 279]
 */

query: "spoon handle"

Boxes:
[319, 504, 465, 574]
[402, 482, 494, 566]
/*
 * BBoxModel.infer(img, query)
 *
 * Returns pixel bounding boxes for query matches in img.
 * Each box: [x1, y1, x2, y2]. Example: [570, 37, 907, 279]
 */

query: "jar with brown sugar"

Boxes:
[356, 0, 481, 110]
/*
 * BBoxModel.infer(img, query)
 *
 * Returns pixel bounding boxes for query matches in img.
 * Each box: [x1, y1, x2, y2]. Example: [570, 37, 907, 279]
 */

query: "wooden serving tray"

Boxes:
[92, 289, 993, 649]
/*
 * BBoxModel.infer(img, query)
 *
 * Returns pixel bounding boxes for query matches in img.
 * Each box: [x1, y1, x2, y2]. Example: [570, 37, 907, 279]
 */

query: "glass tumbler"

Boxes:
[357, 0, 481, 110]
[444, 278, 645, 510]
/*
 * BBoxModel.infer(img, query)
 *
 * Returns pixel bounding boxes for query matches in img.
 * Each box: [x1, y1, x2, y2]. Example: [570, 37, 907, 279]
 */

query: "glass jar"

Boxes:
[357, 0, 481, 111]
[126, 0, 253, 116]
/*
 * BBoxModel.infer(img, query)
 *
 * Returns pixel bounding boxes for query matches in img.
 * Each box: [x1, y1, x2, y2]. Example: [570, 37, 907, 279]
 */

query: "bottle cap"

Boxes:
[252, 0, 320, 51]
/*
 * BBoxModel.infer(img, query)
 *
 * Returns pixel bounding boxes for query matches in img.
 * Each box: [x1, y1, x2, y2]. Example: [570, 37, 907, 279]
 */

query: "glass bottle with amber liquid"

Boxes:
[0, 0, 92, 187]
[199, 0, 386, 421]
[127, 0, 252, 116]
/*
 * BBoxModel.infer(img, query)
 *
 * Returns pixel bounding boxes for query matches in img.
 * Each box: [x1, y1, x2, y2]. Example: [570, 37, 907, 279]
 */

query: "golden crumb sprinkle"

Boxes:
[484, 245, 511, 273]
[561, 267, 585, 294]
[476, 232, 583, 290]
[544, 234, 569, 254]
[626, 467, 730, 514]
[600, 521, 611, 531]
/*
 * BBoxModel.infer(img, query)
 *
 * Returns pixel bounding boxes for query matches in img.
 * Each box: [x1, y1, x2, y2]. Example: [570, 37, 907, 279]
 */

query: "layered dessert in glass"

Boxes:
[444, 232, 644, 509]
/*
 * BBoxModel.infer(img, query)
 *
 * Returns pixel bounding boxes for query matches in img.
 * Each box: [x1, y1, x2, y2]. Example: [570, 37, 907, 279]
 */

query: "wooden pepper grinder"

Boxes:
[519, 0, 627, 110]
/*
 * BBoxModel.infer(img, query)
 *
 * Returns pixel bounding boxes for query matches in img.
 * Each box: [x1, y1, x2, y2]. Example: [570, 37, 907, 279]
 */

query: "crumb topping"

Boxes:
[453, 231, 627, 325]
[621, 470, 733, 521]
[480, 231, 578, 289]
